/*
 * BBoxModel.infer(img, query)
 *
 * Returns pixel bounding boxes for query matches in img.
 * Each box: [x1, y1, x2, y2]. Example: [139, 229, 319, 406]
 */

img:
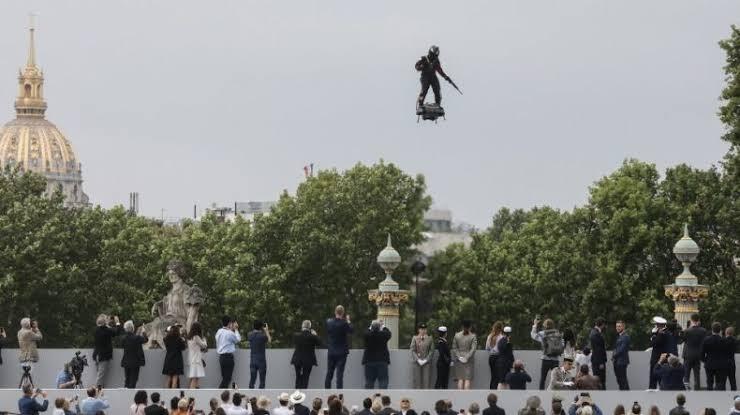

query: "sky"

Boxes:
[0, 1, 738, 227]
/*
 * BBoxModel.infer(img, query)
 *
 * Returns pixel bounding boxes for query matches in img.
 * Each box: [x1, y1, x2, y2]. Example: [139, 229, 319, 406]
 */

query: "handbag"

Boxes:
[202, 359, 207, 368]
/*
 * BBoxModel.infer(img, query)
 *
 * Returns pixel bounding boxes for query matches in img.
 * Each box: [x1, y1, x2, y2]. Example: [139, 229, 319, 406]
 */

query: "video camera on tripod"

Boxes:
[69, 351, 88, 388]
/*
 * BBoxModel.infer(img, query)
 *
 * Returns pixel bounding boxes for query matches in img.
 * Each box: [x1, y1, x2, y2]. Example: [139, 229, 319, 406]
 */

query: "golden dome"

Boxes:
[0, 23, 88, 206]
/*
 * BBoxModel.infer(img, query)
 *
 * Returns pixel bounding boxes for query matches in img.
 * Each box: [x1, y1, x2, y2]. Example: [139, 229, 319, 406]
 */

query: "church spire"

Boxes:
[15, 16, 47, 118]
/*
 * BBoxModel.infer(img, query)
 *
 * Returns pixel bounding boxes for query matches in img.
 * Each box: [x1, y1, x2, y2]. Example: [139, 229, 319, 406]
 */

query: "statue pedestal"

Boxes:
[368, 286, 410, 349]
[664, 283, 709, 326]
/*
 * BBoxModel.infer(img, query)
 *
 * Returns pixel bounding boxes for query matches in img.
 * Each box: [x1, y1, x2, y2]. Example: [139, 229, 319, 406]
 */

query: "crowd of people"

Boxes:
[0, 307, 737, 393]
[13, 387, 740, 415]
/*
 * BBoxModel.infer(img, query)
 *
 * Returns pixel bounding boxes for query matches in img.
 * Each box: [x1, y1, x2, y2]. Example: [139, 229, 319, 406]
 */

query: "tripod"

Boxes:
[18, 364, 34, 389]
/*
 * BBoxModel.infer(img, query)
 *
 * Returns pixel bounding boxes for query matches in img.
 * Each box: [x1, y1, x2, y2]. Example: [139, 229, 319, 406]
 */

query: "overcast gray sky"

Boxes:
[1, 1, 737, 227]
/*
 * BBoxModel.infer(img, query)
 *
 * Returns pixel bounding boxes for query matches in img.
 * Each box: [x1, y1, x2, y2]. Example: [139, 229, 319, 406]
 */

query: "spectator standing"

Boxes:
[452, 320, 478, 390]
[410, 323, 435, 389]
[18, 317, 42, 373]
[531, 318, 564, 390]
[162, 325, 186, 388]
[311, 398, 324, 415]
[654, 354, 686, 391]
[613, 320, 631, 390]
[729, 396, 740, 415]
[562, 329, 576, 358]
[92, 314, 123, 388]
[550, 396, 565, 415]
[187, 321, 207, 389]
[703, 322, 727, 390]
[219, 390, 232, 412]
[547, 356, 575, 390]
[325, 305, 353, 389]
[273, 393, 293, 415]
[681, 314, 706, 390]
[144, 392, 168, 415]
[129, 390, 148, 415]
[248, 320, 271, 389]
[649, 316, 669, 389]
[667, 394, 689, 415]
[291, 320, 321, 389]
[52, 396, 80, 415]
[121, 320, 148, 389]
[18, 384, 48, 415]
[485, 322, 504, 389]
[399, 398, 417, 415]
[378, 396, 396, 415]
[357, 398, 373, 415]
[362, 320, 392, 389]
[495, 327, 514, 389]
[481, 393, 504, 415]
[574, 348, 591, 375]
[589, 318, 607, 390]
[723, 327, 738, 391]
[434, 326, 451, 389]
[290, 391, 309, 415]
[505, 359, 532, 390]
[255, 396, 271, 415]
[518, 396, 545, 415]
[215, 316, 241, 388]
[574, 365, 601, 390]
[0, 326, 7, 367]
[80, 387, 110, 415]
[227, 394, 250, 415]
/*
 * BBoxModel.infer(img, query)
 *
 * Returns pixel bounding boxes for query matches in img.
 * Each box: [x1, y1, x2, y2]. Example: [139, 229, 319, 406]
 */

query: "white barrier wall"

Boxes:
[0, 389, 737, 415]
[0, 349, 736, 391]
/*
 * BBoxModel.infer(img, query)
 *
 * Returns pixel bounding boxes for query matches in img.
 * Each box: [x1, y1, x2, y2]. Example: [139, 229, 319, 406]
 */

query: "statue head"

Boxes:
[166, 260, 186, 284]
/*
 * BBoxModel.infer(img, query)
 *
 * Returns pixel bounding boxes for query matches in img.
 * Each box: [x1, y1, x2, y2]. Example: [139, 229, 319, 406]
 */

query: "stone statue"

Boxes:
[144, 260, 204, 349]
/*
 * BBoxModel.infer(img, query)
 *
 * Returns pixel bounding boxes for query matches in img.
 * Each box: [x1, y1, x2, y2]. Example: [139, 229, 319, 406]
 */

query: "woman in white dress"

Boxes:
[187, 321, 207, 388]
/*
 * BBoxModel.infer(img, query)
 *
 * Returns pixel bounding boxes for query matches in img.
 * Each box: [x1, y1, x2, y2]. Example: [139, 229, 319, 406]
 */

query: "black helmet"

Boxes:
[429, 45, 440, 57]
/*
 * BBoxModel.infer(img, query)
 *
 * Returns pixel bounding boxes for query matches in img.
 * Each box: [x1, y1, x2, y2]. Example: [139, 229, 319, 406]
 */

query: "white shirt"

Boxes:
[574, 352, 591, 374]
[216, 328, 241, 354]
[273, 406, 293, 415]
[226, 405, 251, 415]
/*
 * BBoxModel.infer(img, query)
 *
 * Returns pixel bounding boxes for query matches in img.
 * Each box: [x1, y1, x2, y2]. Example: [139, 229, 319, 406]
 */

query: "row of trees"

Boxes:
[1, 27, 738, 350]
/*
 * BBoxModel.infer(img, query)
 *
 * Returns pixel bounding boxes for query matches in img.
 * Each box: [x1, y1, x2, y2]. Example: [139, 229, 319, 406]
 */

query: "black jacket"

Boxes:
[702, 334, 724, 370]
[654, 362, 686, 390]
[482, 405, 505, 415]
[505, 370, 531, 390]
[589, 328, 607, 366]
[93, 324, 123, 362]
[681, 326, 707, 361]
[436, 338, 451, 367]
[650, 330, 667, 363]
[362, 327, 391, 364]
[495, 336, 514, 369]
[722, 335, 738, 366]
[144, 404, 168, 415]
[294, 403, 310, 415]
[121, 332, 148, 368]
[291, 330, 321, 366]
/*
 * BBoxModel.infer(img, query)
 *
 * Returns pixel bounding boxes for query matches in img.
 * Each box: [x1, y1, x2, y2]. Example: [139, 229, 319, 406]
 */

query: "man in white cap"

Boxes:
[290, 391, 309, 415]
[649, 316, 668, 390]
[434, 326, 451, 389]
[273, 392, 293, 415]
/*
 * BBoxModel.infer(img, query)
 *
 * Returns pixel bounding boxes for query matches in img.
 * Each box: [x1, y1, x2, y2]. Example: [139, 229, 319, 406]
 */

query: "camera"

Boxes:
[69, 351, 88, 386]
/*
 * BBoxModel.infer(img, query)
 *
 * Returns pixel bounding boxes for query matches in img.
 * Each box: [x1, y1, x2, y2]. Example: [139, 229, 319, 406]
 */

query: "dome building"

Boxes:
[0, 25, 89, 207]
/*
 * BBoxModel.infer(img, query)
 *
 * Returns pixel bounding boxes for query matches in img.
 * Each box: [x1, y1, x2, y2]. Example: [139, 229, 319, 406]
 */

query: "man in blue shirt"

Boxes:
[56, 363, 76, 389]
[247, 320, 271, 389]
[18, 384, 48, 415]
[80, 387, 110, 415]
[612, 320, 631, 390]
[215, 315, 241, 389]
[325, 305, 353, 389]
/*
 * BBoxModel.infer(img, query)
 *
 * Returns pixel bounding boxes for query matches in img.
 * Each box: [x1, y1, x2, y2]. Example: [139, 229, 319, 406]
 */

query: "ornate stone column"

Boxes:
[368, 235, 410, 349]
[664, 225, 709, 325]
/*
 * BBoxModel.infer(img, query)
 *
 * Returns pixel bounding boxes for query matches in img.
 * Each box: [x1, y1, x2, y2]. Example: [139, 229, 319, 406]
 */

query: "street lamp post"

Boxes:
[411, 260, 426, 330]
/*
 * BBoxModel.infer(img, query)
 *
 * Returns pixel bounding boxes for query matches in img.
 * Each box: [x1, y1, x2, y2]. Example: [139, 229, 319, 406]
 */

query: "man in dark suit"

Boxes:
[325, 305, 353, 389]
[397, 397, 417, 415]
[291, 320, 321, 389]
[92, 314, 123, 388]
[378, 396, 396, 415]
[362, 320, 392, 389]
[613, 320, 631, 390]
[589, 317, 607, 390]
[144, 392, 168, 415]
[702, 321, 726, 390]
[290, 391, 310, 415]
[681, 313, 707, 390]
[649, 316, 669, 389]
[120, 320, 148, 389]
[723, 326, 738, 391]
[481, 393, 504, 415]
[358, 398, 373, 415]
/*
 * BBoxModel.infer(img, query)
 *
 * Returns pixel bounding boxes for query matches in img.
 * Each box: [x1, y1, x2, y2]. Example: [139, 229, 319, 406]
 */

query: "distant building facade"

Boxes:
[415, 208, 472, 260]
[200, 201, 276, 222]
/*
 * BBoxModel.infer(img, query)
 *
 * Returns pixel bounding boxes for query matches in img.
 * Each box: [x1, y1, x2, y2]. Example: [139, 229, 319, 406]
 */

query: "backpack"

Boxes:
[542, 329, 564, 357]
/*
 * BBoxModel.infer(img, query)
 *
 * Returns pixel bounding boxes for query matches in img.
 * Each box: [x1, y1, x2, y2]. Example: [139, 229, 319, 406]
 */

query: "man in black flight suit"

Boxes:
[415, 45, 452, 111]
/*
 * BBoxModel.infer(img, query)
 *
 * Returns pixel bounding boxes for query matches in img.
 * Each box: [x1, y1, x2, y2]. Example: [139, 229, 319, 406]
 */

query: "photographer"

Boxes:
[566, 393, 603, 415]
[18, 384, 48, 415]
[53, 396, 81, 415]
[92, 314, 123, 388]
[247, 320, 271, 389]
[56, 363, 76, 389]
[18, 317, 43, 369]
[653, 353, 686, 391]
[362, 320, 392, 389]
[80, 386, 110, 415]
[121, 320, 148, 389]
[215, 316, 241, 389]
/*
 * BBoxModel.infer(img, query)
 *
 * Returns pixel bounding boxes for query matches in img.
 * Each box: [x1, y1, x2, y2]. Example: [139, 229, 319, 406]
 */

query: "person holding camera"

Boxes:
[531, 317, 564, 390]
[52, 396, 81, 415]
[121, 320, 148, 389]
[291, 320, 322, 389]
[92, 314, 123, 388]
[80, 387, 110, 415]
[56, 363, 76, 389]
[18, 384, 48, 415]
[325, 305, 353, 389]
[248, 320, 272, 389]
[362, 320, 392, 389]
[566, 393, 603, 415]
[653, 353, 686, 391]
[215, 316, 241, 389]
[162, 324, 187, 388]
[18, 318, 43, 371]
